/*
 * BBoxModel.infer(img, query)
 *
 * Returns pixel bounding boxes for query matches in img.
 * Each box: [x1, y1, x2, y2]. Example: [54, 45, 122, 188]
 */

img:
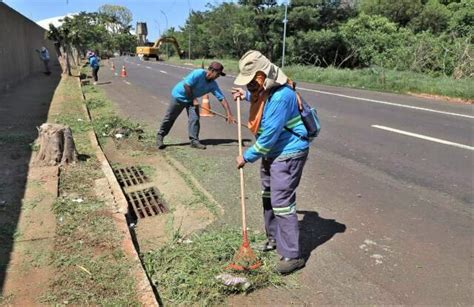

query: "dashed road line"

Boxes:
[124, 80, 131, 85]
[371, 125, 474, 151]
[159, 70, 168, 74]
[146, 66, 152, 69]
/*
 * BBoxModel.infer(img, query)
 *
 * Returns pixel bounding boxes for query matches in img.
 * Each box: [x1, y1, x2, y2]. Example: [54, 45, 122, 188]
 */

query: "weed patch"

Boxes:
[143, 229, 292, 306]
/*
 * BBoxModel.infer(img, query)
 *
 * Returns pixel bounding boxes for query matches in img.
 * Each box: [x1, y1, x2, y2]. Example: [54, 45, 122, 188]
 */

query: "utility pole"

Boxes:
[282, 0, 289, 68]
[187, 0, 191, 60]
[160, 10, 169, 58]
[154, 19, 161, 37]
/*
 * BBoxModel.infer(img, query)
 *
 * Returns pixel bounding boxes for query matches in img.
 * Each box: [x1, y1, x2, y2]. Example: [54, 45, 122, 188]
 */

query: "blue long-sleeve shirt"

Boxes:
[243, 85, 309, 163]
[88, 56, 100, 69]
[172, 69, 225, 104]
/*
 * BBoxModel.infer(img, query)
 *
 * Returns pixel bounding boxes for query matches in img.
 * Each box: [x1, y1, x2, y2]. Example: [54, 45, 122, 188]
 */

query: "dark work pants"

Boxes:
[43, 59, 50, 73]
[92, 67, 99, 81]
[157, 97, 200, 142]
[260, 152, 308, 259]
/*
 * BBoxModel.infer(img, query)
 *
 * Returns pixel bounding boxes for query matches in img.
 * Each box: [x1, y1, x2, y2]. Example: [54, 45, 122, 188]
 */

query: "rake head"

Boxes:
[226, 231, 261, 271]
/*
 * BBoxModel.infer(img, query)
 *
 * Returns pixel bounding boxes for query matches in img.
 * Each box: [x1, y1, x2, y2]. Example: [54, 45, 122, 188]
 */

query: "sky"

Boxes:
[3, 0, 243, 40]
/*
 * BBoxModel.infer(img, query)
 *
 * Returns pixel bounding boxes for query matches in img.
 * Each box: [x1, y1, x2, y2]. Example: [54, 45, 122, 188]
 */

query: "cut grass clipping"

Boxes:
[143, 229, 293, 305]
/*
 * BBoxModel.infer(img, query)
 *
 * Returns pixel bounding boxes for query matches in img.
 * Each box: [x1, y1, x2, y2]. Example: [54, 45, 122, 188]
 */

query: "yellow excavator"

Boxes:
[136, 36, 185, 61]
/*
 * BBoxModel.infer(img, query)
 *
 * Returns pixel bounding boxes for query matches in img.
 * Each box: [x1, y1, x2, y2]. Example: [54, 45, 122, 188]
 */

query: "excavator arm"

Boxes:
[152, 36, 185, 59]
[136, 36, 185, 60]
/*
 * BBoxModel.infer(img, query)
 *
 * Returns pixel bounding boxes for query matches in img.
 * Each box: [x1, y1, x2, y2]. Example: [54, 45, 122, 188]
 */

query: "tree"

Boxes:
[98, 4, 133, 34]
[447, 0, 474, 37]
[359, 0, 424, 27]
[410, 0, 452, 33]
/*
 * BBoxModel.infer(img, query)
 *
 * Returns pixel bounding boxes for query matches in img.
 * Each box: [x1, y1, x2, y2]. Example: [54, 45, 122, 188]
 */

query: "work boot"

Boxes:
[261, 238, 276, 252]
[190, 141, 206, 150]
[276, 257, 305, 275]
[156, 134, 165, 149]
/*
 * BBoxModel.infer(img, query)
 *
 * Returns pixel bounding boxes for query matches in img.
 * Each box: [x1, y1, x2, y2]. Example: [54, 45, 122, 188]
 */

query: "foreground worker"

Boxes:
[156, 62, 235, 149]
[232, 50, 309, 275]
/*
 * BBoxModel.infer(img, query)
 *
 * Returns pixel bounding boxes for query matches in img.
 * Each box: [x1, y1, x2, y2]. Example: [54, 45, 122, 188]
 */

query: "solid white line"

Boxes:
[159, 70, 168, 74]
[371, 125, 474, 151]
[299, 87, 474, 119]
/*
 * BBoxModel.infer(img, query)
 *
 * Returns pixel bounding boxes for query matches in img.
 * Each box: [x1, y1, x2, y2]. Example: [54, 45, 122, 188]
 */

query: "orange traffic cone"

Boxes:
[120, 65, 127, 77]
[200, 94, 214, 117]
[110, 62, 115, 71]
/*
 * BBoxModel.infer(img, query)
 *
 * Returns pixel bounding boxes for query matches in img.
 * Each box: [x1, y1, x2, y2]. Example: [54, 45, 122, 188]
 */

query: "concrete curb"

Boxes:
[77, 78, 158, 306]
[163, 153, 224, 216]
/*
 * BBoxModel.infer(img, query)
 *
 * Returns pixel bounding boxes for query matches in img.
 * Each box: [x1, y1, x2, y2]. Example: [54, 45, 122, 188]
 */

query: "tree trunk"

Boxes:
[34, 123, 78, 166]
[65, 45, 72, 76]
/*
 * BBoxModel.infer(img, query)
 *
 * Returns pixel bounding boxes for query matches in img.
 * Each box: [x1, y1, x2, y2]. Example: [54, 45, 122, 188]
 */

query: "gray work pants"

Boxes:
[157, 97, 200, 142]
[261, 152, 308, 259]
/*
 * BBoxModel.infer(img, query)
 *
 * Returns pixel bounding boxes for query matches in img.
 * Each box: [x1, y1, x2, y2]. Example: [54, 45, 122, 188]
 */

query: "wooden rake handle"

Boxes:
[236, 97, 247, 232]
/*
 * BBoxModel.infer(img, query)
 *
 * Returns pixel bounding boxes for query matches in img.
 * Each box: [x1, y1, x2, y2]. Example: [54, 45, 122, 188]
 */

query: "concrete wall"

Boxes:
[0, 3, 59, 92]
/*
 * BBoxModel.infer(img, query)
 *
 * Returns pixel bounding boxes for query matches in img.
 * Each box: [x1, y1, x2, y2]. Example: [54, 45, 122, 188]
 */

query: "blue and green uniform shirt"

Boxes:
[243, 85, 309, 163]
[171, 69, 225, 104]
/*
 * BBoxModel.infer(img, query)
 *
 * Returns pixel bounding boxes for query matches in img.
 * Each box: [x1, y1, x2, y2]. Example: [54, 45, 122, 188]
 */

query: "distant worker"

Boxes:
[232, 50, 310, 275]
[35, 46, 50, 75]
[156, 62, 235, 150]
[87, 51, 100, 85]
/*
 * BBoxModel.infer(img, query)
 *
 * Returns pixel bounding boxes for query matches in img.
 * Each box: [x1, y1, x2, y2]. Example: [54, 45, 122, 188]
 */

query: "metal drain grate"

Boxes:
[126, 187, 168, 219]
[113, 166, 149, 188]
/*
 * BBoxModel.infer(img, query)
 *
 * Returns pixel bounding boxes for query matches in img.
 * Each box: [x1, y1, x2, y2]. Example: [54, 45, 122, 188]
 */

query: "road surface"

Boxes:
[98, 57, 473, 305]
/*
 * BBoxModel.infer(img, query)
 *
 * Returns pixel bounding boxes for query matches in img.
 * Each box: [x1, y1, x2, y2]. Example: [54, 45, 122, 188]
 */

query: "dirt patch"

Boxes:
[408, 92, 473, 104]
[1, 166, 58, 305]
[101, 138, 216, 253]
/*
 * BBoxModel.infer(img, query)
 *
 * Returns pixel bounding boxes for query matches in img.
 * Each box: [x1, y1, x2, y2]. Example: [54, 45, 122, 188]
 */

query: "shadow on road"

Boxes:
[0, 70, 61, 291]
[164, 138, 252, 148]
[201, 138, 252, 146]
[297, 210, 346, 261]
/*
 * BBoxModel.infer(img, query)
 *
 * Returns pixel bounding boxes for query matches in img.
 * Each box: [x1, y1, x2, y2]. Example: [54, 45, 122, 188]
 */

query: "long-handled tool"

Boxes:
[226, 96, 261, 271]
[198, 104, 248, 129]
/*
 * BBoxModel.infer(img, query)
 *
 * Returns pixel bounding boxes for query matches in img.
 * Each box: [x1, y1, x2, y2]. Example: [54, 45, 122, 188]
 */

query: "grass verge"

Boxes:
[42, 72, 139, 305]
[168, 57, 473, 101]
[81, 66, 294, 305]
[143, 228, 293, 306]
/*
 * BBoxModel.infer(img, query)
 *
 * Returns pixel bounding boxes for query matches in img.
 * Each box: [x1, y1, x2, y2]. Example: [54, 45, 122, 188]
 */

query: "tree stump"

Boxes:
[34, 123, 78, 166]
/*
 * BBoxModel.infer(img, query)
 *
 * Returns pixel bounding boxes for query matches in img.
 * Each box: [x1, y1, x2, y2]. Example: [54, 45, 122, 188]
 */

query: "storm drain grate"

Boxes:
[113, 166, 149, 188]
[125, 187, 168, 219]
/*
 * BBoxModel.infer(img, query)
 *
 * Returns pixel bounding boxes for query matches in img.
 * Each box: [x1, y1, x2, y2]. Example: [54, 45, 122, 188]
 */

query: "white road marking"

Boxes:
[146, 66, 152, 69]
[124, 80, 131, 85]
[371, 125, 474, 151]
[151, 95, 158, 99]
[300, 87, 474, 119]
[159, 70, 168, 74]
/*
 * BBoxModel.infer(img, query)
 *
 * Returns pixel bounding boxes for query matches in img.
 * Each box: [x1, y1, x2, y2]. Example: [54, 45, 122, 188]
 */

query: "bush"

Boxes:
[288, 29, 349, 67]
[340, 14, 414, 69]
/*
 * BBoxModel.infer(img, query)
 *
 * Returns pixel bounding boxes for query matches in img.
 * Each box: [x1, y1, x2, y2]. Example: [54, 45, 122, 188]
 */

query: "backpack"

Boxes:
[284, 91, 321, 142]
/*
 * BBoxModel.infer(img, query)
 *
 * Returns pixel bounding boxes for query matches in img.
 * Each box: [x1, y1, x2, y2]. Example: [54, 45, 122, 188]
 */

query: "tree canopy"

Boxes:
[169, 0, 472, 78]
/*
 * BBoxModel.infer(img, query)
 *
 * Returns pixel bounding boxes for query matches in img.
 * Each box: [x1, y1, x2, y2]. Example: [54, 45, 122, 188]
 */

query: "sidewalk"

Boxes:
[0, 71, 61, 304]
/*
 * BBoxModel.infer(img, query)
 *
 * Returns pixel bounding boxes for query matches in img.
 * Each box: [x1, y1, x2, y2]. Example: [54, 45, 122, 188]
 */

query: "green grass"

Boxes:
[143, 228, 293, 306]
[167, 57, 473, 100]
[41, 73, 139, 305]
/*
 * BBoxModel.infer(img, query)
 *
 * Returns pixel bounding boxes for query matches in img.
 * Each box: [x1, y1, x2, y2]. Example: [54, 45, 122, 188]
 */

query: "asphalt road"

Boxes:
[99, 57, 473, 305]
